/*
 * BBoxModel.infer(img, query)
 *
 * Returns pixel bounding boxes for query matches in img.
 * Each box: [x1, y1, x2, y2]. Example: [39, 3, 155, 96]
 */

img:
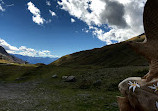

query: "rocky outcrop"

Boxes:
[0, 46, 25, 64]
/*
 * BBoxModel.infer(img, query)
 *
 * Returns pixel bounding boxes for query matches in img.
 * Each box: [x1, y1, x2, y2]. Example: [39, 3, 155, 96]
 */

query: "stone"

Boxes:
[118, 77, 158, 111]
[62, 76, 76, 82]
[52, 75, 58, 78]
[117, 96, 135, 111]
[62, 76, 68, 79]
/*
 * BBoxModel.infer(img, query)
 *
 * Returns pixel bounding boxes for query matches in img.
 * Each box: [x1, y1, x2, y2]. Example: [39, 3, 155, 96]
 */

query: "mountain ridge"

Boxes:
[12, 54, 59, 64]
[51, 34, 147, 67]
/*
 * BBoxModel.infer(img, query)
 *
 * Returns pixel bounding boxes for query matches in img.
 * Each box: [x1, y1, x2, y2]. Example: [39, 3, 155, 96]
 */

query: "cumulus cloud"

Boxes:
[49, 10, 56, 16]
[18, 46, 57, 57]
[58, 0, 147, 44]
[71, 18, 75, 23]
[99, 0, 127, 28]
[0, 38, 57, 58]
[27, 2, 45, 25]
[0, 38, 18, 52]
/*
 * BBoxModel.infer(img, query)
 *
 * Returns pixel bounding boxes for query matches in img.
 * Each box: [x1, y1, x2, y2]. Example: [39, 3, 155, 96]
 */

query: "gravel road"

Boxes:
[0, 82, 48, 111]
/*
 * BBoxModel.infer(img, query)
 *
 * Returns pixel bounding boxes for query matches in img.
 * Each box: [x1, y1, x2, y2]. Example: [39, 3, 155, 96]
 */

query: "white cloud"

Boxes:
[58, 0, 147, 44]
[49, 10, 56, 16]
[0, 38, 58, 58]
[46, 1, 51, 6]
[0, 4, 5, 11]
[27, 2, 45, 25]
[17, 46, 57, 58]
[0, 0, 14, 12]
[0, 0, 5, 12]
[0, 38, 18, 51]
[71, 18, 75, 23]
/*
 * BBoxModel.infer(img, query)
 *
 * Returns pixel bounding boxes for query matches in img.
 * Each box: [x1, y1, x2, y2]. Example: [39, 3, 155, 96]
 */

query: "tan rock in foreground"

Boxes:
[118, 0, 158, 110]
[128, 0, 158, 82]
[118, 77, 158, 111]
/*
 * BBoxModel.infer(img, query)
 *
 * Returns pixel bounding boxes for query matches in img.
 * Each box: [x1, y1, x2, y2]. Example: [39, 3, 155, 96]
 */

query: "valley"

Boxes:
[0, 34, 149, 111]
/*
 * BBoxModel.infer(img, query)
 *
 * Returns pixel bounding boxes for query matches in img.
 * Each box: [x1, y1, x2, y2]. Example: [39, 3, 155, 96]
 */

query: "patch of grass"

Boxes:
[19, 65, 149, 90]
[0, 64, 149, 110]
[0, 64, 37, 82]
[0, 34, 149, 110]
[29, 80, 120, 111]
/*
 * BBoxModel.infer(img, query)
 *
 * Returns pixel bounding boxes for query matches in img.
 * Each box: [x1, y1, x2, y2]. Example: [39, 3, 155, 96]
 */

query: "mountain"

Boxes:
[0, 34, 148, 111]
[12, 54, 59, 64]
[0, 46, 25, 64]
[51, 34, 148, 67]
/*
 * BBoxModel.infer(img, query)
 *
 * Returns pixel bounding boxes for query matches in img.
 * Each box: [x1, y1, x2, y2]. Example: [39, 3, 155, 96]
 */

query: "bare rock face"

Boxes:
[118, 0, 158, 110]
[0, 46, 25, 64]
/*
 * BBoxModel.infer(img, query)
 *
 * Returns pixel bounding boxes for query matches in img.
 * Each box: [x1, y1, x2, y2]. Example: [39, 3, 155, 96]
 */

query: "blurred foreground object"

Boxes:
[118, 0, 158, 110]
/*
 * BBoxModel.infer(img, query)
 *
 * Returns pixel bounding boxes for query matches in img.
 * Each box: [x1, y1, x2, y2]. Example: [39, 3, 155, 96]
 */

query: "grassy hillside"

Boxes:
[0, 63, 37, 82]
[0, 34, 149, 111]
[52, 34, 147, 67]
[7, 64, 147, 111]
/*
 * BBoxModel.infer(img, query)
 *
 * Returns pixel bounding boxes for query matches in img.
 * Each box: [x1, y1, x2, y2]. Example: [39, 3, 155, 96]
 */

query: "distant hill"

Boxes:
[51, 34, 148, 67]
[0, 46, 25, 64]
[12, 54, 59, 64]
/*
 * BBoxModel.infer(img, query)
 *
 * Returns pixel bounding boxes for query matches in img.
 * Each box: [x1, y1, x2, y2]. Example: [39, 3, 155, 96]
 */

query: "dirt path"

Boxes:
[0, 82, 45, 111]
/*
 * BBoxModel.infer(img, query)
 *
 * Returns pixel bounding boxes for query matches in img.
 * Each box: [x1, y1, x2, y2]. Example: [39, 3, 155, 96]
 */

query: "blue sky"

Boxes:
[0, 0, 145, 57]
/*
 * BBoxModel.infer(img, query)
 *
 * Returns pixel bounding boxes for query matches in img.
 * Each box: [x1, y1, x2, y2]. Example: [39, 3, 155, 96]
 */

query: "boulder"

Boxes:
[62, 76, 68, 79]
[62, 76, 76, 82]
[52, 74, 58, 78]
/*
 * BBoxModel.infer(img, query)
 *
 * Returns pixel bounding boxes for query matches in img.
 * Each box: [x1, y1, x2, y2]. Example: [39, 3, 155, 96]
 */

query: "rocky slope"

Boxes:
[0, 46, 25, 64]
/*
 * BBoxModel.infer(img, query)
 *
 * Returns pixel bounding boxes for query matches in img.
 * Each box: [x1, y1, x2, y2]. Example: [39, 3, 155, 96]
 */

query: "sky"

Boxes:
[0, 0, 146, 58]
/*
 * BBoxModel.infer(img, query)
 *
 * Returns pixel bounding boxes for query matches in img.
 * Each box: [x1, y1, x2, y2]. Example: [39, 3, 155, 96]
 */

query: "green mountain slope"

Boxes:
[51, 34, 147, 67]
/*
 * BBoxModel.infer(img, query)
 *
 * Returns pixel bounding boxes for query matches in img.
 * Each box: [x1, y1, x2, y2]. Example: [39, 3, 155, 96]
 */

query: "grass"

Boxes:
[0, 63, 149, 110]
[0, 63, 37, 82]
[0, 64, 145, 110]
[0, 59, 12, 64]
[31, 83, 120, 111]
[0, 34, 149, 110]
[19, 65, 148, 87]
